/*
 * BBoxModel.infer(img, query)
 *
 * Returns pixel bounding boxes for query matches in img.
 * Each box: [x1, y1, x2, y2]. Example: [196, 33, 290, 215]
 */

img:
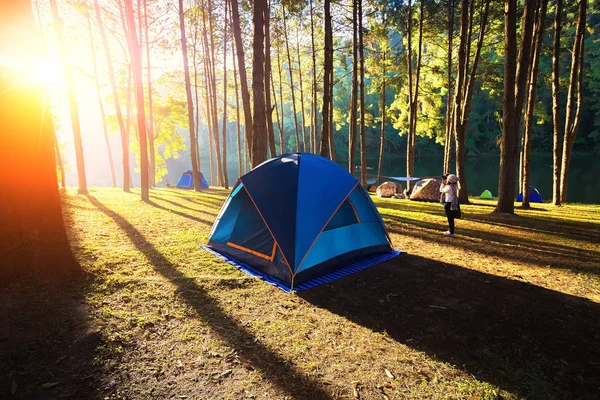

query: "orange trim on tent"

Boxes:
[239, 181, 294, 275]
[270, 242, 277, 261]
[227, 242, 273, 261]
[294, 182, 360, 273]
[348, 199, 360, 222]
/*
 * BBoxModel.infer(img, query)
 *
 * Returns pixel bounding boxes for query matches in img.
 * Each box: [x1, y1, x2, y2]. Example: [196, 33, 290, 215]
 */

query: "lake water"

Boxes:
[183, 152, 600, 204]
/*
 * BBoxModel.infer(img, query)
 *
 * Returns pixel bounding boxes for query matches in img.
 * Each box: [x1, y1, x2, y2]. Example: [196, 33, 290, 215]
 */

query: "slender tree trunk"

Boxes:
[276, 38, 286, 153]
[522, 0, 548, 208]
[233, 34, 243, 177]
[87, 14, 116, 188]
[452, 0, 468, 201]
[407, 0, 424, 190]
[377, 49, 387, 187]
[264, 2, 277, 158]
[329, 75, 336, 161]
[310, 0, 318, 153]
[199, 10, 216, 185]
[143, 0, 156, 187]
[192, 9, 202, 176]
[272, 73, 284, 152]
[222, 0, 229, 189]
[0, 0, 80, 280]
[53, 129, 66, 188]
[178, 0, 202, 191]
[50, 0, 87, 194]
[251, 0, 268, 167]
[349, 0, 358, 174]
[405, 0, 414, 188]
[444, 0, 455, 175]
[94, 0, 130, 191]
[359, 0, 367, 187]
[283, 7, 300, 152]
[551, 0, 563, 205]
[319, 0, 332, 157]
[231, 0, 254, 161]
[296, 27, 308, 153]
[560, 0, 586, 204]
[125, 0, 149, 201]
[496, 0, 536, 213]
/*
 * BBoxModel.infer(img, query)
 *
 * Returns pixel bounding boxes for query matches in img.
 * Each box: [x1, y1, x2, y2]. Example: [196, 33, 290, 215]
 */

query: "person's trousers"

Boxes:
[444, 202, 455, 234]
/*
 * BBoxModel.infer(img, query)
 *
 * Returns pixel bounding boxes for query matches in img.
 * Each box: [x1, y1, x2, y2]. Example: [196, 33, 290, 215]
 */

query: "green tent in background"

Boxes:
[480, 190, 493, 199]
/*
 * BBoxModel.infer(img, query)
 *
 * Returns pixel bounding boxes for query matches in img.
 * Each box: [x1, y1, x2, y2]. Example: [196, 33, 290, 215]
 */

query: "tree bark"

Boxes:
[283, 7, 300, 152]
[251, 0, 268, 167]
[407, 0, 424, 190]
[53, 128, 66, 188]
[496, 0, 536, 214]
[0, 0, 81, 281]
[231, 0, 254, 162]
[310, 0, 318, 153]
[222, 0, 229, 188]
[125, 0, 149, 202]
[522, 0, 548, 208]
[329, 72, 336, 161]
[319, 0, 332, 158]
[359, 0, 367, 187]
[94, 0, 130, 191]
[232, 31, 243, 177]
[178, 0, 202, 191]
[377, 45, 387, 187]
[276, 37, 286, 153]
[50, 0, 87, 194]
[264, 3, 277, 158]
[143, 0, 156, 187]
[87, 14, 116, 188]
[349, 0, 358, 174]
[296, 26, 308, 152]
[559, 0, 586, 204]
[551, 0, 563, 205]
[443, 0, 455, 175]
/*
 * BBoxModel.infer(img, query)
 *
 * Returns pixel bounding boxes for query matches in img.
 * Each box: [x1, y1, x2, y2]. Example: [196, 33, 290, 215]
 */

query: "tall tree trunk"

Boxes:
[87, 14, 116, 188]
[231, 0, 254, 161]
[453, 0, 469, 200]
[143, 0, 156, 187]
[407, 0, 424, 190]
[125, 0, 150, 202]
[203, 55, 216, 185]
[296, 26, 308, 153]
[443, 0, 455, 175]
[496, 0, 536, 213]
[349, 0, 358, 174]
[522, 0, 548, 208]
[551, 0, 563, 205]
[319, 0, 332, 157]
[206, 0, 225, 186]
[264, 2, 277, 158]
[233, 33, 243, 177]
[94, 0, 130, 191]
[454, 0, 490, 204]
[359, 0, 367, 187]
[50, 0, 87, 194]
[0, 0, 80, 281]
[276, 38, 286, 153]
[377, 46, 387, 187]
[53, 129, 66, 188]
[560, 0, 586, 204]
[283, 7, 300, 152]
[192, 8, 202, 176]
[251, 0, 268, 167]
[222, 0, 229, 189]
[178, 0, 202, 191]
[310, 0, 318, 153]
[329, 75, 336, 161]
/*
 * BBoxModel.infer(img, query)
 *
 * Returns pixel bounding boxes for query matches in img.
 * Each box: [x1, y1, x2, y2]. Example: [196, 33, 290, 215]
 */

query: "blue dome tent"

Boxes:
[517, 185, 543, 203]
[202, 153, 399, 291]
[176, 170, 209, 189]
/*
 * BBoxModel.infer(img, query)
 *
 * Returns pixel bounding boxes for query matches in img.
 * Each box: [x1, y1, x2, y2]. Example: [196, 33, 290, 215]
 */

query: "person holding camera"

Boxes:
[440, 174, 460, 237]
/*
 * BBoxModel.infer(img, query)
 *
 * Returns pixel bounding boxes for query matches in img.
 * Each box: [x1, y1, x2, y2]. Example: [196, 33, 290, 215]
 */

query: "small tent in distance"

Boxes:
[517, 186, 543, 203]
[176, 170, 209, 189]
[409, 178, 442, 202]
[480, 190, 493, 199]
[203, 153, 399, 292]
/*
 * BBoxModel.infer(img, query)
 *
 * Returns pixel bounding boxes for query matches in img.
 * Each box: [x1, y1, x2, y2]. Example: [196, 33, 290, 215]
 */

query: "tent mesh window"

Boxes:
[324, 199, 360, 231]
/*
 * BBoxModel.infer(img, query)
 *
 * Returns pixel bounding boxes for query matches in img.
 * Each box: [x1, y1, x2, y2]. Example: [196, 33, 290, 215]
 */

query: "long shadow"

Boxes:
[300, 254, 600, 399]
[86, 195, 331, 399]
[0, 196, 104, 399]
[383, 214, 600, 277]
[148, 194, 219, 217]
[146, 200, 215, 226]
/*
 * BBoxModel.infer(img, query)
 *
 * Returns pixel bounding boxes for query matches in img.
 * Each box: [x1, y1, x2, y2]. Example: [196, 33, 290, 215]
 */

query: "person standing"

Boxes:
[440, 174, 460, 237]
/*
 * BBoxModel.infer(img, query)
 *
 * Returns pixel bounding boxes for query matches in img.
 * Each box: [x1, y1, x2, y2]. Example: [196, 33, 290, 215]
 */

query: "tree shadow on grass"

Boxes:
[300, 254, 600, 399]
[86, 195, 331, 399]
[0, 198, 105, 399]
[148, 194, 219, 217]
[145, 200, 216, 226]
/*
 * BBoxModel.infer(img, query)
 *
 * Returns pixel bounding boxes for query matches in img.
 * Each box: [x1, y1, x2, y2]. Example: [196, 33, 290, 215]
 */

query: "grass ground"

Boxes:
[1, 187, 599, 399]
